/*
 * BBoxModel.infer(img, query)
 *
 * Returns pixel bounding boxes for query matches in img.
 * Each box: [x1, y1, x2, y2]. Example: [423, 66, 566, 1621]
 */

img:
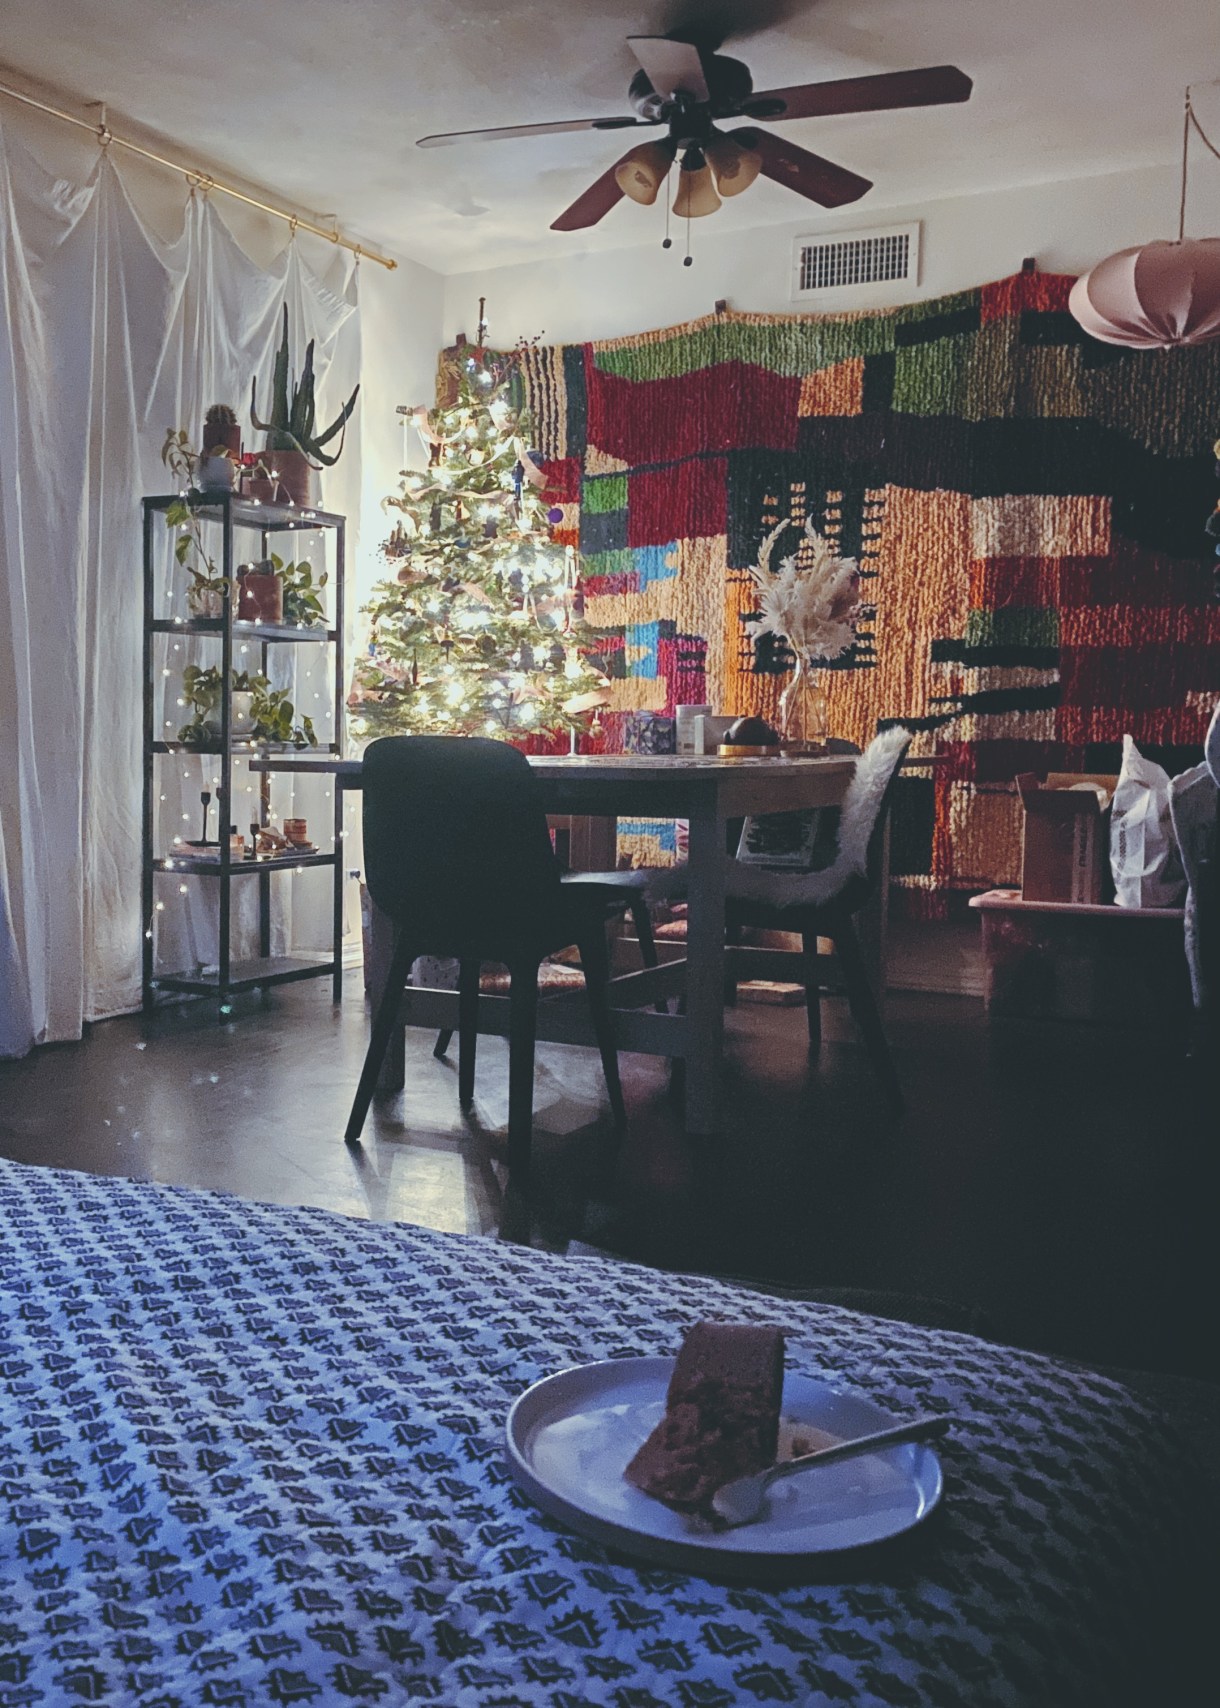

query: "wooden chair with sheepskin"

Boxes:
[700, 725, 912, 1115]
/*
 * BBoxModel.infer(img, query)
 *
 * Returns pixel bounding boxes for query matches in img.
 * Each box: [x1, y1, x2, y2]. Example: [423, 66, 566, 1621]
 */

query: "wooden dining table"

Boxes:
[253, 752, 855, 1134]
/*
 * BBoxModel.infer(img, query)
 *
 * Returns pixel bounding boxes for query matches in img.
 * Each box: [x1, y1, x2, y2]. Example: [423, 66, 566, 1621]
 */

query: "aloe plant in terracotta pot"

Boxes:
[248, 304, 359, 507]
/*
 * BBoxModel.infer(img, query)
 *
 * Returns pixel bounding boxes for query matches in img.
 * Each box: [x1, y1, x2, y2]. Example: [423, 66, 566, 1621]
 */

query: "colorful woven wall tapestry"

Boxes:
[516, 271, 1220, 907]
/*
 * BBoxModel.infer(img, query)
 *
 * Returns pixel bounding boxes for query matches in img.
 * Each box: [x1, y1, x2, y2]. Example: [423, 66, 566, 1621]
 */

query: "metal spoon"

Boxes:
[711, 1414, 951, 1529]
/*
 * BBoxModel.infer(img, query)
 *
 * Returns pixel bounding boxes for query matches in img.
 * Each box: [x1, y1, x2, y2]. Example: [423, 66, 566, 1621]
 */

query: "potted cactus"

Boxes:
[248, 304, 359, 507]
[202, 402, 241, 456]
[197, 403, 241, 492]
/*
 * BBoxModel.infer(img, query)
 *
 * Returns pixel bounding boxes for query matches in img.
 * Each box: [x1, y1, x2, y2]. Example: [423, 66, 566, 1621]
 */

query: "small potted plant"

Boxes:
[273, 552, 328, 627]
[177, 665, 317, 748]
[248, 675, 317, 748]
[236, 559, 284, 625]
[248, 303, 359, 507]
[178, 664, 225, 744]
[197, 403, 241, 492]
[203, 402, 241, 456]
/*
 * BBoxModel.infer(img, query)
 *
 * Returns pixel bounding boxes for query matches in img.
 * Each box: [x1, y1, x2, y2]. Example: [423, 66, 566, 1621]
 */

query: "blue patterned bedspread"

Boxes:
[0, 1159, 1207, 1707]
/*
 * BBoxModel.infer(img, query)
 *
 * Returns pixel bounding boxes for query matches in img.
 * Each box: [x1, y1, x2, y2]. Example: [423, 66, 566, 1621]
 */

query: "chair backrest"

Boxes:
[362, 736, 562, 958]
[846, 726, 913, 893]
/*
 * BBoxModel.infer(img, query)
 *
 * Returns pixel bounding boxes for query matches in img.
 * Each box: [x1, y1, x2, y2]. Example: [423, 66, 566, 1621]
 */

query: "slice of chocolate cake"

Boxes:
[625, 1321, 784, 1514]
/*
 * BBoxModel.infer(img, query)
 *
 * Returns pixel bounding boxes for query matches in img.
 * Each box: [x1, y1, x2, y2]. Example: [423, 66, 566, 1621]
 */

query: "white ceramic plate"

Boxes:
[506, 1356, 943, 1576]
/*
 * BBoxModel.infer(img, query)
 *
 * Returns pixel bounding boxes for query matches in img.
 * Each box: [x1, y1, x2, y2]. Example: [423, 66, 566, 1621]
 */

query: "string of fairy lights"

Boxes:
[147, 339, 607, 1003]
[148, 506, 346, 1007]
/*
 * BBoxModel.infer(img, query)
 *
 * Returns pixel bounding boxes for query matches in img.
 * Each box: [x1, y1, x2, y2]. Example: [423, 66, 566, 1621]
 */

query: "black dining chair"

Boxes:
[345, 736, 627, 1176]
[433, 864, 665, 1062]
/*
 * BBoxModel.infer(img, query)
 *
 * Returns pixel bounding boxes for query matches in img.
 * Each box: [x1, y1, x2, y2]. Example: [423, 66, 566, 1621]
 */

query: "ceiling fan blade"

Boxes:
[550, 155, 636, 231]
[418, 115, 650, 148]
[626, 35, 710, 103]
[734, 127, 872, 208]
[744, 64, 972, 122]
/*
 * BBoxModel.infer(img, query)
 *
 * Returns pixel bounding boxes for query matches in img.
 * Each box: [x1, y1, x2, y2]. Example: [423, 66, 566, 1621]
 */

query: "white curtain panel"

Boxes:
[0, 119, 361, 1056]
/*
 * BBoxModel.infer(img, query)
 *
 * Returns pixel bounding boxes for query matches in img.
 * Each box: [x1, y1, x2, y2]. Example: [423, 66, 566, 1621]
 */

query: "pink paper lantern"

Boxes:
[1069, 238, 1220, 348]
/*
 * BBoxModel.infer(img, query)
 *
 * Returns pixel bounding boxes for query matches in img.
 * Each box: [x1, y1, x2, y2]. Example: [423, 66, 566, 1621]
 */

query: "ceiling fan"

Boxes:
[418, 35, 972, 232]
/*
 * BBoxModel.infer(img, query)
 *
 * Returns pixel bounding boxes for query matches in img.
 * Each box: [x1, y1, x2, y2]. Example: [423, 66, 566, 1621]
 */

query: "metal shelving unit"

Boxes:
[141, 491, 346, 1014]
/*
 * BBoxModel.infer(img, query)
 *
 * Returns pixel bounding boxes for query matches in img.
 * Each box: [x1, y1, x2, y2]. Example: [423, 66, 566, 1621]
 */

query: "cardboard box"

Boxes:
[970, 888, 1190, 1022]
[1015, 773, 1118, 904]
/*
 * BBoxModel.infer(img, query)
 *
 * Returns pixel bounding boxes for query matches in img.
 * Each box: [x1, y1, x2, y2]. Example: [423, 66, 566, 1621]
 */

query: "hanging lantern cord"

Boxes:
[1181, 85, 1220, 241]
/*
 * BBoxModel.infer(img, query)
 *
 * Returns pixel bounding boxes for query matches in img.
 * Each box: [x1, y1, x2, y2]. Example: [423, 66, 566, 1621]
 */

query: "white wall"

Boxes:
[353, 255, 444, 598]
[441, 161, 1215, 346]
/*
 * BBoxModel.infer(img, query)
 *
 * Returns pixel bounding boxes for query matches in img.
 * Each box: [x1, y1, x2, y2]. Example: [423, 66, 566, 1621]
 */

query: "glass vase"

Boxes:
[779, 655, 830, 754]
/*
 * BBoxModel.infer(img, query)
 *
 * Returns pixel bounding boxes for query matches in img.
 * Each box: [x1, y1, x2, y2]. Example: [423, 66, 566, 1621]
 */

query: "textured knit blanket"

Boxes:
[0, 1158, 1207, 1706]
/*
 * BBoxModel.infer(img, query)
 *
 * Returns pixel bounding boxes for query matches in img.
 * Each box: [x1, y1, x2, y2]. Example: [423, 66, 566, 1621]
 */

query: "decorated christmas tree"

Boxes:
[349, 344, 608, 744]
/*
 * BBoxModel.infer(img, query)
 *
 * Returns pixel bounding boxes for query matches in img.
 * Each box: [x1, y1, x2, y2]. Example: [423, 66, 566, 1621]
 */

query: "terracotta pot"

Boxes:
[237, 566, 283, 624]
[245, 447, 314, 508]
[203, 421, 241, 456]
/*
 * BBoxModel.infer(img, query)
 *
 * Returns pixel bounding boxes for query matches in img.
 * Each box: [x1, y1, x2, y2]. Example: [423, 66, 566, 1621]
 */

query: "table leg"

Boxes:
[683, 805, 726, 1135]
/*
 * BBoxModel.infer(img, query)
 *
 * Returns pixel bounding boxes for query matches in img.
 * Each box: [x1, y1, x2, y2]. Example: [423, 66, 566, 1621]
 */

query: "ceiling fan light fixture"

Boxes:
[672, 155, 721, 219]
[705, 135, 762, 197]
[614, 140, 677, 205]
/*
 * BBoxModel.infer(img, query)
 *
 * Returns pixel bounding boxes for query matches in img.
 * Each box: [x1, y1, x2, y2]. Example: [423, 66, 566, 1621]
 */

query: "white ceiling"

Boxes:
[2, 1, 1218, 273]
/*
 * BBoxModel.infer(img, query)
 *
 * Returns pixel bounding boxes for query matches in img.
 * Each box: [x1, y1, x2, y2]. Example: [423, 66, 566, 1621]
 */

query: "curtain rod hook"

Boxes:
[86, 100, 111, 148]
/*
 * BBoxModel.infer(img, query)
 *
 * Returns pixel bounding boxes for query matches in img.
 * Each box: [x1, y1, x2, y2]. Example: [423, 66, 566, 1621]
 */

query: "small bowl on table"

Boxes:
[718, 716, 783, 759]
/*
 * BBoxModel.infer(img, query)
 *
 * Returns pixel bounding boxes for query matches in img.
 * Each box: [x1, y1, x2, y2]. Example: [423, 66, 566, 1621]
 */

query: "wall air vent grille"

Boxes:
[792, 223, 920, 299]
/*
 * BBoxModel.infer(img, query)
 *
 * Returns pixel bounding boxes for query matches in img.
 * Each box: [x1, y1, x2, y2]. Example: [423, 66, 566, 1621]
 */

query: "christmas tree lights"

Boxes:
[349, 345, 608, 743]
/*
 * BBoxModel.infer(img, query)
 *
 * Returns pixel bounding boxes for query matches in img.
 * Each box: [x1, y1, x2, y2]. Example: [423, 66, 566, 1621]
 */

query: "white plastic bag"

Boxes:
[1109, 735, 1186, 908]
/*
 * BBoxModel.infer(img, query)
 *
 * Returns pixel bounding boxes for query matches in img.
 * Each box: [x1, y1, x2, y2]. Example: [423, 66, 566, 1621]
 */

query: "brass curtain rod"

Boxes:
[0, 78, 397, 270]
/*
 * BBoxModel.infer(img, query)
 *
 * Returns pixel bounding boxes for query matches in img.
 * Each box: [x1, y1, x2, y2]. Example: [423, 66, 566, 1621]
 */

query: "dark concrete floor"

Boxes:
[1, 969, 1214, 1382]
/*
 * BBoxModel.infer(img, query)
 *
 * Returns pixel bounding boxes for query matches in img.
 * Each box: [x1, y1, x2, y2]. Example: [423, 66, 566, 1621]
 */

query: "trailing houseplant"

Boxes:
[272, 553, 328, 628]
[177, 664, 317, 748]
[249, 304, 360, 506]
[161, 430, 230, 616]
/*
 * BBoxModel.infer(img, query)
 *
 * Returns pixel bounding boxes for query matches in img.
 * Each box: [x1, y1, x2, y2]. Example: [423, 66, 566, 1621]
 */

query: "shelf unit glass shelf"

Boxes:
[142, 490, 346, 1012]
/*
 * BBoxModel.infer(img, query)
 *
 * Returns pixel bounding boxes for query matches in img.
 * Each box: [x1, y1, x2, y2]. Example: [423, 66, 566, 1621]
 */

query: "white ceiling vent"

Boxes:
[791, 223, 921, 301]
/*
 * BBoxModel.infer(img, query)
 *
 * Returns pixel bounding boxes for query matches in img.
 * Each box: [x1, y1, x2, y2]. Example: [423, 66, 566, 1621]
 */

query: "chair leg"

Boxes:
[801, 931, 823, 1050]
[668, 992, 686, 1104]
[833, 914, 903, 1115]
[346, 932, 415, 1143]
[577, 927, 628, 1130]
[433, 1029, 453, 1060]
[458, 959, 480, 1111]
[507, 960, 540, 1180]
[629, 895, 668, 1015]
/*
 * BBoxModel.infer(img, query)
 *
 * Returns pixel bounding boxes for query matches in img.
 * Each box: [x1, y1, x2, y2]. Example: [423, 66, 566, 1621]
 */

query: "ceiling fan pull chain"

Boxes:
[684, 208, 693, 267]
[662, 192, 672, 250]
